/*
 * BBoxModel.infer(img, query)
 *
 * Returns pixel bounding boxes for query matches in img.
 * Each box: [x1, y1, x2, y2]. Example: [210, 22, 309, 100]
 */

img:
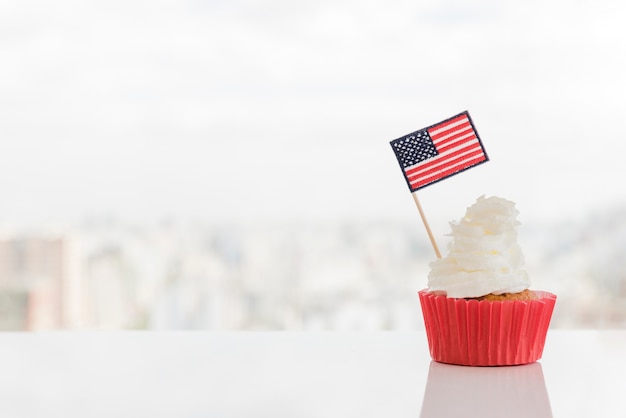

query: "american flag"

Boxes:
[390, 111, 488, 191]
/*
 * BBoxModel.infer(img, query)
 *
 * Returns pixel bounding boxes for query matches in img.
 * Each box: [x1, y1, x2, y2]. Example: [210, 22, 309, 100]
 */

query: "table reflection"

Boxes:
[420, 361, 552, 418]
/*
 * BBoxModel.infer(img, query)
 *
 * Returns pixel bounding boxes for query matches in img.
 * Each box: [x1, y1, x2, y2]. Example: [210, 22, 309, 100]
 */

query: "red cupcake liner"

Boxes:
[418, 289, 556, 366]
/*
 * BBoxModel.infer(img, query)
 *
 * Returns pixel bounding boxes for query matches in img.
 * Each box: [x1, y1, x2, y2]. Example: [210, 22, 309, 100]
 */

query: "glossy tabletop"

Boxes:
[0, 330, 623, 417]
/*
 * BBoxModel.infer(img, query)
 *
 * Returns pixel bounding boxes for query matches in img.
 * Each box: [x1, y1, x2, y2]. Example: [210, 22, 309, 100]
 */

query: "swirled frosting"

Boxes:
[427, 195, 530, 298]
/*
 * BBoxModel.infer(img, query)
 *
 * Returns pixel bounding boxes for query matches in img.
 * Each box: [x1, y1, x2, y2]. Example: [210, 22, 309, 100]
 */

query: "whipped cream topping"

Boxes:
[427, 195, 530, 298]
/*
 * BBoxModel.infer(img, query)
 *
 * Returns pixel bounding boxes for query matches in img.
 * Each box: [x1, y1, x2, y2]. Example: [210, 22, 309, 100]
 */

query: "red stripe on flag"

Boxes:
[431, 122, 472, 142]
[406, 145, 486, 183]
[435, 133, 478, 155]
[427, 114, 468, 135]
[431, 124, 474, 148]
[429, 121, 472, 143]
[409, 154, 488, 190]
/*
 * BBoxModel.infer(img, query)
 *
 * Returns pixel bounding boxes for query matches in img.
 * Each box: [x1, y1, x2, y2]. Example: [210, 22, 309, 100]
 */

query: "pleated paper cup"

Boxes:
[418, 290, 556, 366]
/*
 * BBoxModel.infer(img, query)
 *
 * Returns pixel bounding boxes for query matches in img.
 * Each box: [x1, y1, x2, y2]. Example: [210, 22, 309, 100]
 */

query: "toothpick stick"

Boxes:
[411, 192, 442, 258]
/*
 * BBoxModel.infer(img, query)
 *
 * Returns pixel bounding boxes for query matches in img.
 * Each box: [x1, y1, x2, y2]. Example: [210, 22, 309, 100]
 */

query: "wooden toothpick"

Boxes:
[411, 192, 442, 259]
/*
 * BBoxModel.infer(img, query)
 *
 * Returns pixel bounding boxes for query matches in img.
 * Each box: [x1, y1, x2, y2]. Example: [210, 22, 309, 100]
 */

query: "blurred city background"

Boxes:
[1, 211, 624, 331]
[1, 0, 626, 330]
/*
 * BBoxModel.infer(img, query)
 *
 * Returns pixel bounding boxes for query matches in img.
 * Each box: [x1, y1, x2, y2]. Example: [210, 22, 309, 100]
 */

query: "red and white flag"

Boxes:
[390, 111, 488, 191]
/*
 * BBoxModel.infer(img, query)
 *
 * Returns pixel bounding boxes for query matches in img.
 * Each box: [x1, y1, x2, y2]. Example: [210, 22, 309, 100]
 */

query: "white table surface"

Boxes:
[0, 330, 623, 417]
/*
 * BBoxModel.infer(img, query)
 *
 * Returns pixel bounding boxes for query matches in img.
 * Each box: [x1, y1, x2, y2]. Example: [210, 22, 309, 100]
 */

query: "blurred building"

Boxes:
[0, 233, 82, 330]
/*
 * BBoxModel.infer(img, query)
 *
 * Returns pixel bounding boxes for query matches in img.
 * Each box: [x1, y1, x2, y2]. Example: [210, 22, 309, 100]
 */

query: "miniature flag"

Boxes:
[390, 111, 488, 191]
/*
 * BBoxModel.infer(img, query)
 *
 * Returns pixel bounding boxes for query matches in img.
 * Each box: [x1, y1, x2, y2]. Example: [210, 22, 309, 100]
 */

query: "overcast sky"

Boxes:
[1, 0, 625, 231]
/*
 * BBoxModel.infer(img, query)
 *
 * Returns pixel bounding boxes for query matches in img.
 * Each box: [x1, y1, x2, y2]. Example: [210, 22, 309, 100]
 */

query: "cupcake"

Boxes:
[419, 195, 556, 366]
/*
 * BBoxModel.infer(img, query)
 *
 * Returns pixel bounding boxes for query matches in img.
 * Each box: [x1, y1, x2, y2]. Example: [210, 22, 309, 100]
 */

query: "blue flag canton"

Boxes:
[390, 130, 439, 169]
